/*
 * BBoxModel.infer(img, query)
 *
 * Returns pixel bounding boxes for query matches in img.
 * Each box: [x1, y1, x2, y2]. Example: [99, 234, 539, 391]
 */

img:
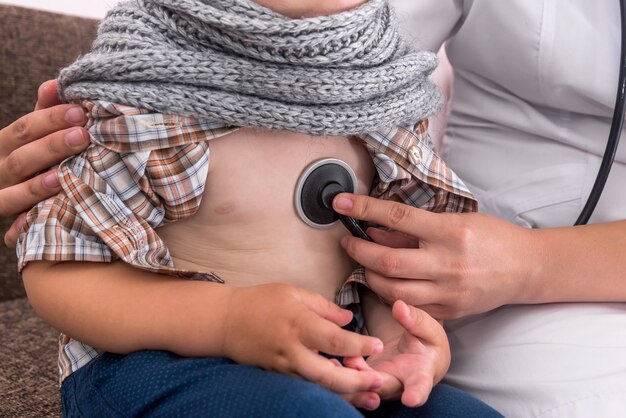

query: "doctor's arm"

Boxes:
[333, 193, 626, 320]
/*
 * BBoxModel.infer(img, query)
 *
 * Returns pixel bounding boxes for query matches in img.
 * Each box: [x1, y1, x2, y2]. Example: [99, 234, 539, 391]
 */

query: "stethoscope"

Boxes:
[296, 0, 626, 234]
[295, 158, 373, 240]
[575, 0, 626, 225]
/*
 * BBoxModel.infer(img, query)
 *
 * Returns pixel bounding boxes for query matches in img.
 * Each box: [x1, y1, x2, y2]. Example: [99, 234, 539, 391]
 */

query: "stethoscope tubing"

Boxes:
[575, 0, 626, 225]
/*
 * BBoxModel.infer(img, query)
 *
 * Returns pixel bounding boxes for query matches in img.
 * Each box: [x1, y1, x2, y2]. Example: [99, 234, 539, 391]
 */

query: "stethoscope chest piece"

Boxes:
[295, 158, 358, 229]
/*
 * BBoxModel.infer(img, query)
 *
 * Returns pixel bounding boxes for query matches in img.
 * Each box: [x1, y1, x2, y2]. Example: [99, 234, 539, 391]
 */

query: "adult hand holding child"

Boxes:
[1, 80, 89, 247]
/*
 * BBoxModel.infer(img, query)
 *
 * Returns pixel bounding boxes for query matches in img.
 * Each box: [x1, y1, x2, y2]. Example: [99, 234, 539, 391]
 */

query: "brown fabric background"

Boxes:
[0, 299, 62, 417]
[0, 5, 98, 416]
[0, 5, 99, 129]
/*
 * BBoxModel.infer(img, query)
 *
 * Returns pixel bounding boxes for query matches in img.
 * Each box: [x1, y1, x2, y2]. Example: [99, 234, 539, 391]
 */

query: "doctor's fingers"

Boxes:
[365, 270, 441, 307]
[367, 271, 470, 319]
[4, 212, 27, 248]
[341, 236, 436, 281]
[0, 127, 89, 189]
[0, 105, 87, 165]
[333, 194, 443, 239]
[367, 270, 469, 320]
[366, 227, 420, 249]
[34, 80, 61, 111]
[0, 171, 61, 219]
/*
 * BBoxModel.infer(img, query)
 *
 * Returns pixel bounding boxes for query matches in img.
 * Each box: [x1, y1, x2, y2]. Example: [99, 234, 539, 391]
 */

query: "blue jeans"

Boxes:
[61, 351, 503, 417]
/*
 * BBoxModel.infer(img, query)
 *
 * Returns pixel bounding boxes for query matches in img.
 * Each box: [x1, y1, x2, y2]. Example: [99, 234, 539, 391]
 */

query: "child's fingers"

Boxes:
[400, 372, 435, 407]
[302, 326, 383, 359]
[389, 301, 447, 406]
[392, 300, 445, 346]
[299, 289, 354, 327]
[329, 357, 382, 409]
[342, 356, 372, 371]
[342, 392, 381, 411]
[298, 308, 383, 358]
[301, 317, 383, 358]
[371, 371, 404, 401]
[329, 358, 343, 367]
[293, 349, 383, 394]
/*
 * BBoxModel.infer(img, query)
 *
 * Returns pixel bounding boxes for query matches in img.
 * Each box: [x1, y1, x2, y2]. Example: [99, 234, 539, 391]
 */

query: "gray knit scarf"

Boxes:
[58, 0, 442, 136]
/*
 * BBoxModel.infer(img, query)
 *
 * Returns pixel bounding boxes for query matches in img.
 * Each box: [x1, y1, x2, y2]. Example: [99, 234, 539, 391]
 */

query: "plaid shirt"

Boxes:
[17, 100, 476, 382]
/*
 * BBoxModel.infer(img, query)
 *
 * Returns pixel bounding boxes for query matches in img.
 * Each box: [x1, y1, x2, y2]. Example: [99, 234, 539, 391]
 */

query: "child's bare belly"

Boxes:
[157, 128, 375, 300]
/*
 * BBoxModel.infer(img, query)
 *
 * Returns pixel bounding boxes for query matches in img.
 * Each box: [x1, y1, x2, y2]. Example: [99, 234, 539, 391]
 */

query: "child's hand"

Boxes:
[221, 283, 385, 403]
[344, 301, 451, 409]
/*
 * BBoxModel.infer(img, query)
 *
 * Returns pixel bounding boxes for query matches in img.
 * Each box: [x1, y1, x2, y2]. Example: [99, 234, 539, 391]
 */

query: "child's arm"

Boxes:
[349, 289, 451, 409]
[22, 260, 384, 397]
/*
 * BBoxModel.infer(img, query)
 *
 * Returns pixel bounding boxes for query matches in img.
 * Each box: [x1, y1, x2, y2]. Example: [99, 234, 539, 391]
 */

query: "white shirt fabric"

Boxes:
[391, 0, 626, 416]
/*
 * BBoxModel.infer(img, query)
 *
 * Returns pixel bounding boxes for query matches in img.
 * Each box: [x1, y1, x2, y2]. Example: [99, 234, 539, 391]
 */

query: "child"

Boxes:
[17, 0, 500, 416]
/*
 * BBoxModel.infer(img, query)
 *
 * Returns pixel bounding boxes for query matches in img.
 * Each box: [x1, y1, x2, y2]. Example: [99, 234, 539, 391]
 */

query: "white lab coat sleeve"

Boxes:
[390, 0, 464, 52]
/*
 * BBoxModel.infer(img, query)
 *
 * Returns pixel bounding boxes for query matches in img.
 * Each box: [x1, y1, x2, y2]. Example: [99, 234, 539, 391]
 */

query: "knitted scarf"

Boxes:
[58, 0, 443, 135]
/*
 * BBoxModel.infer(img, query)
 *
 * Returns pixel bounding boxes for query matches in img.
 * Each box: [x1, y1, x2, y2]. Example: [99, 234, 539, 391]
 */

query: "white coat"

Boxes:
[391, 0, 626, 416]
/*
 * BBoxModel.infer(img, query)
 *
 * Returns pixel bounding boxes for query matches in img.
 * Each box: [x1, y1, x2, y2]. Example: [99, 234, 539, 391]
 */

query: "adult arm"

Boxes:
[333, 193, 626, 319]
[1, 80, 89, 247]
[22, 260, 385, 398]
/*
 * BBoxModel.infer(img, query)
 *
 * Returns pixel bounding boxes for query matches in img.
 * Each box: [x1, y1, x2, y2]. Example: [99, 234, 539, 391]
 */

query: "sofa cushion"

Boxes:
[0, 298, 60, 417]
[0, 5, 99, 128]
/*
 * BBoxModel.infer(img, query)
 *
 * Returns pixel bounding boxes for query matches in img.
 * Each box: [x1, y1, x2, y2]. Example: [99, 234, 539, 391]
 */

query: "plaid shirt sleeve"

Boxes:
[17, 101, 236, 281]
[336, 120, 478, 307]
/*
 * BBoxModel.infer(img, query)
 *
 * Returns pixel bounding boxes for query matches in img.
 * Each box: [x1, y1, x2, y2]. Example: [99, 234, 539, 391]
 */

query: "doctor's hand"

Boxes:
[1, 80, 89, 247]
[333, 194, 539, 320]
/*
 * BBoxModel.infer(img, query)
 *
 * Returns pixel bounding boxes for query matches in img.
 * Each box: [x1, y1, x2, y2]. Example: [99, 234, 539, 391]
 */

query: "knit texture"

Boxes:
[58, 0, 443, 135]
